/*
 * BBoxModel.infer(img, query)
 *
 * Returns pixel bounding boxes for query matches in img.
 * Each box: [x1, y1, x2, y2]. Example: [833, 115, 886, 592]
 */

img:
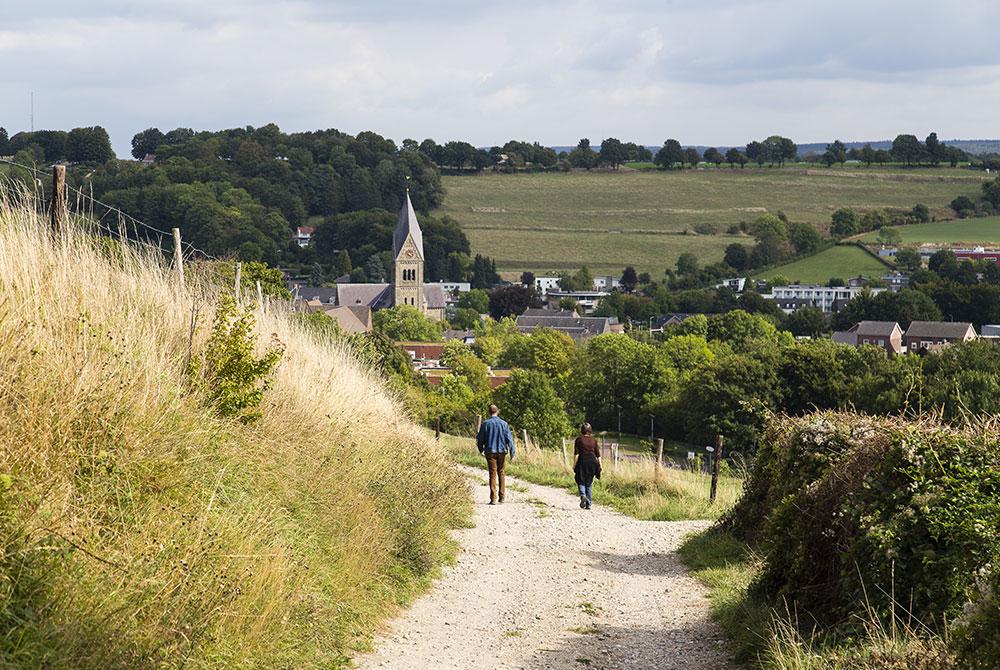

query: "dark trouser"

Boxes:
[485, 452, 506, 503]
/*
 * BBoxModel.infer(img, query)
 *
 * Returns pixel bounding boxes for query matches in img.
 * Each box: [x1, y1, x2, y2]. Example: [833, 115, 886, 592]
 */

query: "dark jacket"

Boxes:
[477, 415, 516, 458]
[573, 435, 601, 485]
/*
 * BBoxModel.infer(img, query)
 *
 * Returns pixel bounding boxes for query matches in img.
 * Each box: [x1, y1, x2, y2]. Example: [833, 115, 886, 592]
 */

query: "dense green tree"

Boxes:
[620, 266, 639, 293]
[494, 370, 571, 449]
[877, 227, 903, 246]
[724, 147, 747, 168]
[784, 307, 827, 338]
[684, 147, 701, 168]
[450, 307, 481, 331]
[787, 221, 822, 254]
[458, 288, 490, 313]
[746, 140, 766, 166]
[895, 248, 923, 271]
[488, 285, 536, 319]
[830, 207, 860, 237]
[724, 243, 751, 271]
[372, 304, 442, 341]
[364, 255, 387, 282]
[703, 147, 724, 166]
[568, 138, 598, 169]
[654, 139, 684, 169]
[65, 126, 115, 163]
[130, 127, 165, 159]
[309, 262, 325, 286]
[599, 137, 627, 170]
[676, 253, 700, 276]
[891, 134, 924, 165]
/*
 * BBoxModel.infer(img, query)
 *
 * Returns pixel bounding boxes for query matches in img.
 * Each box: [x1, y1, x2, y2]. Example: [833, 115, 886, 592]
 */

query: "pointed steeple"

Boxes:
[392, 188, 423, 260]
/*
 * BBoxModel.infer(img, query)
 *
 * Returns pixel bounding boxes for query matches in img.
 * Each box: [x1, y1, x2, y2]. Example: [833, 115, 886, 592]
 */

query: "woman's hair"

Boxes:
[580, 422, 592, 435]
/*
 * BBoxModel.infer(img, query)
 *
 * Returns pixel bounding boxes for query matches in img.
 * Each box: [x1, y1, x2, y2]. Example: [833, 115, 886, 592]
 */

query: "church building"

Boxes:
[296, 191, 446, 327]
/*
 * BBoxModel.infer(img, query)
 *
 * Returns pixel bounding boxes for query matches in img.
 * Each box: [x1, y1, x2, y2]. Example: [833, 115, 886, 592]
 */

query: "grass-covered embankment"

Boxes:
[0, 193, 470, 668]
[681, 412, 1000, 669]
[443, 434, 741, 520]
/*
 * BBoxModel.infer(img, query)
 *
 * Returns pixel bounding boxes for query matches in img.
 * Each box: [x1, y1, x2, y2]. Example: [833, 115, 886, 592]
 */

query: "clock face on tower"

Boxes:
[404, 249, 415, 259]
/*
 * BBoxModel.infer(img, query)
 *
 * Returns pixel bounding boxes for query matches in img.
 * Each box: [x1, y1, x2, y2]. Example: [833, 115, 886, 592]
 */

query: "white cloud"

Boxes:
[2, 0, 999, 155]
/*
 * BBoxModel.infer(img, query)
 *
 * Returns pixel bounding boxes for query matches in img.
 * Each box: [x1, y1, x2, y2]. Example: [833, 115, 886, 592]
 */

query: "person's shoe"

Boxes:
[489, 500, 496, 505]
[580, 497, 587, 508]
[498, 496, 505, 504]
[586, 501, 593, 510]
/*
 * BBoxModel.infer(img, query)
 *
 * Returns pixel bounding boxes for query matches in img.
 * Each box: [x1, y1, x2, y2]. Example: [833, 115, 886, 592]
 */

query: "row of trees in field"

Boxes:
[0, 126, 115, 164]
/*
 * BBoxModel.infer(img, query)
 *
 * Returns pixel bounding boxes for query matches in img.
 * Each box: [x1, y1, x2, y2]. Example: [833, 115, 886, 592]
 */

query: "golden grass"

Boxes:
[444, 434, 742, 520]
[0, 190, 469, 668]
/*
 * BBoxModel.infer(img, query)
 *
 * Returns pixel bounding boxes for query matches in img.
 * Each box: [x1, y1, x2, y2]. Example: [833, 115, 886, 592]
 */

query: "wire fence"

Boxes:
[0, 157, 221, 261]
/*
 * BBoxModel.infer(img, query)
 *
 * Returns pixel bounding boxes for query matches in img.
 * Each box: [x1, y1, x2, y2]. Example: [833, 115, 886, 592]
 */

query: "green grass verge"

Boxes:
[443, 434, 741, 521]
[754, 245, 890, 283]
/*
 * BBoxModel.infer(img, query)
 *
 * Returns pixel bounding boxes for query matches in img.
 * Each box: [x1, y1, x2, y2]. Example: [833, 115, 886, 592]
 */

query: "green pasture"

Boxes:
[754, 245, 890, 284]
[439, 168, 985, 274]
[858, 216, 1000, 245]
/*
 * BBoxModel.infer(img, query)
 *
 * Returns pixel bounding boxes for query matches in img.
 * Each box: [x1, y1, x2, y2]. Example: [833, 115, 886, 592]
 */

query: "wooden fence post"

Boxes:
[522, 429, 529, 453]
[435, 416, 441, 442]
[655, 438, 664, 482]
[50, 165, 67, 236]
[256, 280, 264, 309]
[171, 228, 185, 290]
[234, 262, 242, 302]
[710, 434, 724, 504]
[561, 437, 568, 469]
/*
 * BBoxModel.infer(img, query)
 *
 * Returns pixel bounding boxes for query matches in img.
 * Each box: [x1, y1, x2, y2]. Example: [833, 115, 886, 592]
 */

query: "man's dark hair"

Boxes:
[489, 404, 499, 415]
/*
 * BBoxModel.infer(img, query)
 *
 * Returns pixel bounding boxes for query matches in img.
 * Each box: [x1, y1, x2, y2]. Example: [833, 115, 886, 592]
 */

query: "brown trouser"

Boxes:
[485, 452, 506, 503]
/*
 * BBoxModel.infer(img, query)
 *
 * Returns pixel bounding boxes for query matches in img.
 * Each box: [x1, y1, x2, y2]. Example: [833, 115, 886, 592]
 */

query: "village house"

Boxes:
[516, 308, 622, 341]
[295, 226, 315, 247]
[544, 289, 610, 315]
[903, 321, 977, 353]
[832, 321, 904, 355]
[763, 283, 886, 313]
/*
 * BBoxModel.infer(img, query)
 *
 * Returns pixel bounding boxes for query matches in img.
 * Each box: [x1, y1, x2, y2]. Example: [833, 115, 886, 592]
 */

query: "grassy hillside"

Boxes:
[0, 192, 468, 667]
[438, 168, 986, 274]
[754, 245, 890, 283]
[858, 215, 1000, 245]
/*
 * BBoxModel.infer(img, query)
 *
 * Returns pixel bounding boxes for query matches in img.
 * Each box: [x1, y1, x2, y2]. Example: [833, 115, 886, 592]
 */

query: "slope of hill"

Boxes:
[0, 192, 468, 668]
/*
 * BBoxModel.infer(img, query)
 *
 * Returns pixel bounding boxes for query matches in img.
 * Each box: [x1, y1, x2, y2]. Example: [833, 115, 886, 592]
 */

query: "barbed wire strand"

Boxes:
[0, 157, 222, 261]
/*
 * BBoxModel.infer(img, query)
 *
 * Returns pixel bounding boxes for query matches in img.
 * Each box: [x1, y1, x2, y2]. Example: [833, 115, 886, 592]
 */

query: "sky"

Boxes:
[2, 0, 1000, 156]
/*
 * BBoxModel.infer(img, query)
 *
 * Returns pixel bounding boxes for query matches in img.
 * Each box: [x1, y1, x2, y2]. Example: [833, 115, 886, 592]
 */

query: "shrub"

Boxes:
[722, 413, 1000, 643]
[188, 294, 284, 423]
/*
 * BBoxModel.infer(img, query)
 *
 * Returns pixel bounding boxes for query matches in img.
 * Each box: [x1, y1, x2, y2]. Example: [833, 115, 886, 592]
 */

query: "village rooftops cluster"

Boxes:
[515, 308, 624, 341]
[833, 320, 978, 355]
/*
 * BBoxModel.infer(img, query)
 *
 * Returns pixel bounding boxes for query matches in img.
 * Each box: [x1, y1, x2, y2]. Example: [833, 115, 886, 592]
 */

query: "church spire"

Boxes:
[392, 188, 423, 260]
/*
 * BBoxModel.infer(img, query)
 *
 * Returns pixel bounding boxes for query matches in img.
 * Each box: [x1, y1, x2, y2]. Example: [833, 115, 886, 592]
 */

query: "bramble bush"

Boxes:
[189, 294, 284, 423]
[721, 412, 1000, 665]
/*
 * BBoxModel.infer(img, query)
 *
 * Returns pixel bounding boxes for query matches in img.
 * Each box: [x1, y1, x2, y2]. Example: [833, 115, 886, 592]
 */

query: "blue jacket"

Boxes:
[477, 415, 515, 458]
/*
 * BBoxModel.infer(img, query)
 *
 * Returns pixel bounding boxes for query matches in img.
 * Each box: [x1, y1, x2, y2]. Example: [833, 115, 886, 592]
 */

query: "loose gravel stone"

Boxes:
[354, 466, 734, 670]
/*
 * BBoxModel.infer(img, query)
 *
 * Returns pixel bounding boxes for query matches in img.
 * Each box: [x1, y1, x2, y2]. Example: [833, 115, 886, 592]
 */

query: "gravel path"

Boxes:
[355, 466, 734, 670]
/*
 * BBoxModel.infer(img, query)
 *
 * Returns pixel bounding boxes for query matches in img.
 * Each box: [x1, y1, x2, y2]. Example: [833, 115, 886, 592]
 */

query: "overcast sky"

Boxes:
[2, 0, 1000, 156]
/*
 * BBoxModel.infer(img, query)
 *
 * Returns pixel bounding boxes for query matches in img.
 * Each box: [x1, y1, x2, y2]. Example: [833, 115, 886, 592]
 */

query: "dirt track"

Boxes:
[354, 466, 734, 670]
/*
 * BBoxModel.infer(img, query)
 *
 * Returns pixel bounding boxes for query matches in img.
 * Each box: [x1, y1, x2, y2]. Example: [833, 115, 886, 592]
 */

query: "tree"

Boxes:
[470, 254, 499, 288]
[489, 285, 536, 319]
[494, 370, 571, 449]
[830, 207, 860, 237]
[877, 227, 903, 246]
[911, 203, 930, 223]
[0, 127, 8, 155]
[891, 134, 924, 166]
[568, 138, 598, 169]
[66, 126, 115, 163]
[703, 147, 724, 166]
[982, 178, 1000, 209]
[895, 248, 923, 272]
[825, 140, 847, 166]
[725, 243, 751, 271]
[725, 147, 746, 168]
[951, 195, 976, 218]
[450, 307, 481, 330]
[785, 307, 827, 337]
[684, 147, 701, 168]
[925, 132, 942, 166]
[130, 127, 165, 159]
[676, 253, 700, 276]
[309, 262, 325, 286]
[364, 255, 386, 282]
[860, 143, 876, 167]
[371, 305, 442, 341]
[787, 222, 822, 254]
[458, 288, 490, 313]
[620, 266, 639, 293]
[746, 141, 766, 166]
[654, 139, 685, 169]
[599, 137, 627, 170]
[520, 271, 536, 287]
[332, 249, 353, 278]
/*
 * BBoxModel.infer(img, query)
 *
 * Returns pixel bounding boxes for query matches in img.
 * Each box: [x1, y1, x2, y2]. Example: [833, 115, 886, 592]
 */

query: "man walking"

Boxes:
[477, 404, 516, 505]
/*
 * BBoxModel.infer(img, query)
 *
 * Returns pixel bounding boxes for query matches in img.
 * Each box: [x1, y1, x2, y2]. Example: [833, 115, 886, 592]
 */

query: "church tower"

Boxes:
[392, 189, 425, 312]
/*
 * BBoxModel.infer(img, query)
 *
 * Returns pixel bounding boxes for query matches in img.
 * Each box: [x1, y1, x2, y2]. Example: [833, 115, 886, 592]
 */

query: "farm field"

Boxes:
[438, 168, 985, 274]
[858, 216, 1000, 245]
[754, 245, 890, 284]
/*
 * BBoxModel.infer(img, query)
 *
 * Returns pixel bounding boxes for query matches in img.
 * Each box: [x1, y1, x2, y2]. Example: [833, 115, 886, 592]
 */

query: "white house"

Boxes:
[295, 226, 315, 247]
[763, 283, 886, 313]
[533, 276, 562, 295]
[593, 275, 621, 291]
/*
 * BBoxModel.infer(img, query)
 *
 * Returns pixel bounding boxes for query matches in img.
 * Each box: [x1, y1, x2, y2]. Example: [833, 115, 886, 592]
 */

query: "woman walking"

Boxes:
[573, 423, 601, 509]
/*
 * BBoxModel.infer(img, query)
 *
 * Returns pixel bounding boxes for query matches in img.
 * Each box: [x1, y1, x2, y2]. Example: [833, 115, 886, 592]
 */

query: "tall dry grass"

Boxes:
[0, 190, 469, 668]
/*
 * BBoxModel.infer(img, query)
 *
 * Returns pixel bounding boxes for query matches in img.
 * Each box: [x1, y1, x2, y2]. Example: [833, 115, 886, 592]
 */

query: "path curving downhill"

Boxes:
[355, 466, 734, 670]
